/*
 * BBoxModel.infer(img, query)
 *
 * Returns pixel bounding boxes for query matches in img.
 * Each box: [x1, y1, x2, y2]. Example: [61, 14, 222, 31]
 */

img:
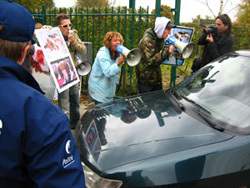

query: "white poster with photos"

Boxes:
[35, 27, 80, 93]
[162, 26, 195, 66]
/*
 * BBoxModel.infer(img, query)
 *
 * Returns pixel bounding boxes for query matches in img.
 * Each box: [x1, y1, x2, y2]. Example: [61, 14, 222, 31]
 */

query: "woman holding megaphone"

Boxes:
[88, 31, 125, 104]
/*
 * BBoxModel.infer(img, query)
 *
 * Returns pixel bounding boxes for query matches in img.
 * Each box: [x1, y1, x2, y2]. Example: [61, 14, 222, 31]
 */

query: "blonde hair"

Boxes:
[35, 23, 43, 29]
[103, 31, 124, 48]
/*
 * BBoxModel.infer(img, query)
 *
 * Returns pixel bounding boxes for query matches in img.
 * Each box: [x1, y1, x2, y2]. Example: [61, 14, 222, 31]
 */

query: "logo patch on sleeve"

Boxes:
[0, 119, 2, 135]
[62, 139, 75, 168]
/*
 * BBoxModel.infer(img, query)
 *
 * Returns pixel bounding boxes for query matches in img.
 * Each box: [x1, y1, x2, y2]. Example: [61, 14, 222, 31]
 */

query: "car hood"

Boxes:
[75, 90, 233, 172]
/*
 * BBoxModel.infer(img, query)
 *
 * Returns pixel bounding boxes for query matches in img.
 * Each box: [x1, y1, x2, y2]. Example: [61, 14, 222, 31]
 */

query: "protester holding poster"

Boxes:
[56, 13, 87, 129]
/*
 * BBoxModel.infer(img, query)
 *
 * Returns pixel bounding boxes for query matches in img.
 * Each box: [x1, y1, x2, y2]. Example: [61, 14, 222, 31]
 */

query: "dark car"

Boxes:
[75, 50, 250, 188]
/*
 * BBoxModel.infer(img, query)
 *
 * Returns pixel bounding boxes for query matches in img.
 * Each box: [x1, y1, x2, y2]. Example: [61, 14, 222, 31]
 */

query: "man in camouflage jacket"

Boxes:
[136, 17, 176, 93]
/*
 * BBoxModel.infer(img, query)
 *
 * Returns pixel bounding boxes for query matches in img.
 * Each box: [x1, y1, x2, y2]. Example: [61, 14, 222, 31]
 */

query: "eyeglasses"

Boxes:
[60, 24, 71, 28]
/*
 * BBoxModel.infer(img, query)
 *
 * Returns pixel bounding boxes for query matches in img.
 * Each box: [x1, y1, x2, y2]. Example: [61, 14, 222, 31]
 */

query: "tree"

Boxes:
[76, 0, 109, 7]
[151, 5, 175, 21]
[14, 0, 54, 11]
[235, 0, 250, 24]
[197, 0, 239, 18]
[108, 0, 117, 6]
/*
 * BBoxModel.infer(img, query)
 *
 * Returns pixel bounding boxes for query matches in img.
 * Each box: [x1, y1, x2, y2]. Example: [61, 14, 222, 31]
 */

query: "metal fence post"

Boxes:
[129, 0, 135, 9]
[170, 0, 181, 88]
[155, 0, 161, 17]
[42, 5, 47, 25]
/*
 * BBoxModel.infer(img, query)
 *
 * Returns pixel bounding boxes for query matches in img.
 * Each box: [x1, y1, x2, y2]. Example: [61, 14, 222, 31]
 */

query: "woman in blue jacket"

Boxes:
[88, 31, 125, 104]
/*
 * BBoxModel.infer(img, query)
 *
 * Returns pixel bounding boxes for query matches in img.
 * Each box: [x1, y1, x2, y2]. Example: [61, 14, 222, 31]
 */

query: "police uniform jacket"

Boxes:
[0, 56, 85, 187]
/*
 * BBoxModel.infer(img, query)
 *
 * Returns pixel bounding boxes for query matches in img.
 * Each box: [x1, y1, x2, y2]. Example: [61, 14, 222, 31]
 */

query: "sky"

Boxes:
[54, 0, 241, 23]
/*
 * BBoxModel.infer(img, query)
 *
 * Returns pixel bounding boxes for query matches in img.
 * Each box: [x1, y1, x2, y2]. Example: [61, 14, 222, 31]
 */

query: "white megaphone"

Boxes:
[116, 45, 142, 67]
[166, 35, 195, 59]
[75, 53, 91, 76]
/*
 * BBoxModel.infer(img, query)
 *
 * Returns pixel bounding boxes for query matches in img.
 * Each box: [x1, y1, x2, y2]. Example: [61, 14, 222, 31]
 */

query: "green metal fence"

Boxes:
[32, 5, 158, 97]
[31, 4, 250, 98]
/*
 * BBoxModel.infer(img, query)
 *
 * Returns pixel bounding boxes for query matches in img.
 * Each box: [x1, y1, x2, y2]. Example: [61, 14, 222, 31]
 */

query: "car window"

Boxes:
[176, 54, 250, 133]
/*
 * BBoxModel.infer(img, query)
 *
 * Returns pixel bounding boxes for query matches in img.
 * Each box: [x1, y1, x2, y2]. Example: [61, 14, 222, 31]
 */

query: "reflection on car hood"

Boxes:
[76, 90, 233, 172]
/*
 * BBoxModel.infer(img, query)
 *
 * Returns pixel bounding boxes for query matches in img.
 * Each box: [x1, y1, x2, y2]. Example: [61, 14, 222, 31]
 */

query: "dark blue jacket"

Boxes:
[0, 56, 85, 188]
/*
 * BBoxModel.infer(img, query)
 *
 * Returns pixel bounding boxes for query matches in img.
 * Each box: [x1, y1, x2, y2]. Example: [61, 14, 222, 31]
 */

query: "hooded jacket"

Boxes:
[136, 17, 171, 85]
[154, 17, 171, 39]
[0, 56, 85, 187]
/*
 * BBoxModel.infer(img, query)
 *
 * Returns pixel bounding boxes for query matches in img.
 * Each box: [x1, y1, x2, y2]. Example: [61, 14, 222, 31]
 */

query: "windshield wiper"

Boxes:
[198, 112, 225, 132]
[169, 89, 186, 111]
[174, 91, 225, 132]
[181, 96, 211, 115]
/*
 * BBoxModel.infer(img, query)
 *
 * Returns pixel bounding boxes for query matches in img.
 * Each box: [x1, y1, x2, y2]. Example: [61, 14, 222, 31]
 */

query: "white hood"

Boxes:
[154, 17, 171, 39]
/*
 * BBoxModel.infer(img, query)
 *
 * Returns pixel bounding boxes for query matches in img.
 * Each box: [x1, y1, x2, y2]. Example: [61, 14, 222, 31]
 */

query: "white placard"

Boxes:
[35, 27, 80, 93]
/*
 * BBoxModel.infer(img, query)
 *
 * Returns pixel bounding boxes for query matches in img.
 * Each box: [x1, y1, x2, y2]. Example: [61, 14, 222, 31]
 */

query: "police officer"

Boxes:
[0, 1, 85, 187]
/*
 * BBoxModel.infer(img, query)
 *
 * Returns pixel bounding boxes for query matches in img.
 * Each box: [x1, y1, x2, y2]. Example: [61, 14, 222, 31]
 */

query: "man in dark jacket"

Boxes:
[0, 1, 85, 187]
[191, 14, 234, 72]
[136, 16, 176, 94]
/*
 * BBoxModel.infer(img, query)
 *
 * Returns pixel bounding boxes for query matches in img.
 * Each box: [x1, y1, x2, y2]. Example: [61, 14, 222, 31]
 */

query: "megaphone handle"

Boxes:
[117, 55, 126, 66]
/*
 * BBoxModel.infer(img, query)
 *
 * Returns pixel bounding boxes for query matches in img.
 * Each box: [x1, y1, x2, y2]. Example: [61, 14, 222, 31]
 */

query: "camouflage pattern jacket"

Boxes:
[136, 28, 169, 85]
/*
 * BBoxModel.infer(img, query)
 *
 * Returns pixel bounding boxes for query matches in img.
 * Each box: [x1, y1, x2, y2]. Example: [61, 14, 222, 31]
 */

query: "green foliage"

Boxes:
[151, 5, 175, 21]
[235, 0, 250, 24]
[232, 23, 250, 50]
[30, 5, 250, 97]
[76, 0, 109, 7]
[14, 0, 54, 11]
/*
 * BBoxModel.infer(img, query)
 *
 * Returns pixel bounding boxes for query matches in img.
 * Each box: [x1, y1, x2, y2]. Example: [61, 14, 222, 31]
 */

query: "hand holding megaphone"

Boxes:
[116, 45, 142, 67]
[116, 55, 126, 66]
[68, 30, 75, 45]
[166, 35, 195, 59]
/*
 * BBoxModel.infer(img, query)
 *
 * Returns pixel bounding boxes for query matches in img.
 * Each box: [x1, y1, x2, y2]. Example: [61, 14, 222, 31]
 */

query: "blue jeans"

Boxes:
[138, 81, 162, 94]
[58, 83, 80, 129]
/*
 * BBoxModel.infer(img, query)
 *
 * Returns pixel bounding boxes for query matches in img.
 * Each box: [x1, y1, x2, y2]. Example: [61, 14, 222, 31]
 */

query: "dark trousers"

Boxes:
[58, 83, 80, 129]
[138, 81, 162, 94]
[191, 57, 203, 72]
[95, 100, 102, 105]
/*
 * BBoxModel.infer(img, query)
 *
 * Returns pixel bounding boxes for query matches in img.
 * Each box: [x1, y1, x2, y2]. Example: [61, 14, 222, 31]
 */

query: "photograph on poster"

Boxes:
[162, 26, 194, 66]
[51, 57, 78, 89]
[35, 28, 68, 60]
[81, 120, 102, 161]
[173, 27, 194, 43]
[35, 27, 80, 93]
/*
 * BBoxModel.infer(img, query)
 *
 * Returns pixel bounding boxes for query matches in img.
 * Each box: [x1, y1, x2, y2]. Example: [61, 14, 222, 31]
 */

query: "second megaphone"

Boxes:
[75, 53, 91, 76]
[166, 35, 195, 59]
[77, 61, 92, 76]
[116, 45, 142, 67]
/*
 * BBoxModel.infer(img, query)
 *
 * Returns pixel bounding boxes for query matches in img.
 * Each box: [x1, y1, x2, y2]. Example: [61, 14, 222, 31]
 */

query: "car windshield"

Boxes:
[175, 52, 250, 134]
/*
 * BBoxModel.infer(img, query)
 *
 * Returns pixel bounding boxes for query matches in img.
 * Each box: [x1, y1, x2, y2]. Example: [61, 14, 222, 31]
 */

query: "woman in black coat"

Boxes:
[192, 14, 234, 72]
